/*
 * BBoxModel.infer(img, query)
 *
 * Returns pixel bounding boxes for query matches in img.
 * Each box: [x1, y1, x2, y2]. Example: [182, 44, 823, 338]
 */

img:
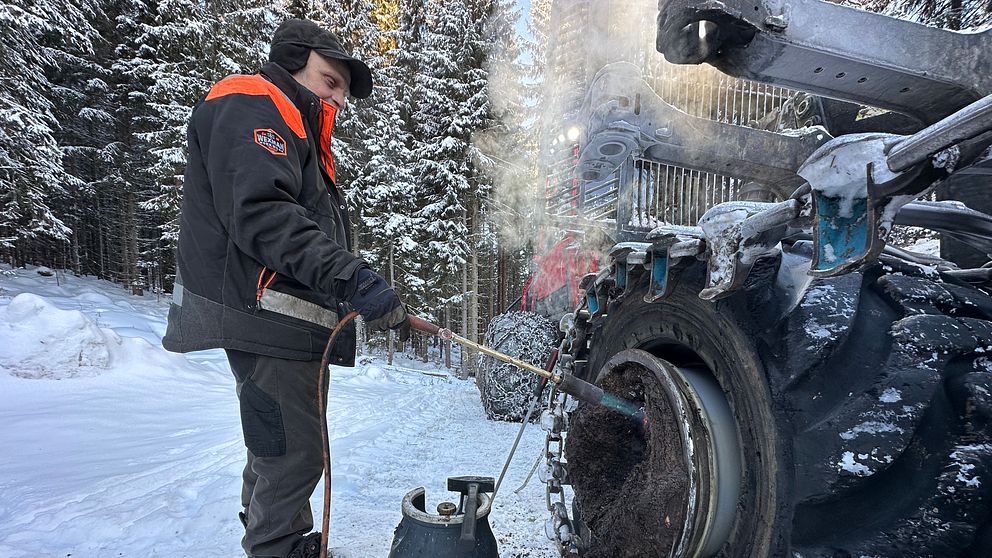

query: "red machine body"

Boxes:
[520, 233, 600, 318]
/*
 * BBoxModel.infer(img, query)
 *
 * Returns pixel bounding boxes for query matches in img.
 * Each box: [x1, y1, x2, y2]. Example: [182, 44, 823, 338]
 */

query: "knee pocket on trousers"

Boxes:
[239, 379, 286, 457]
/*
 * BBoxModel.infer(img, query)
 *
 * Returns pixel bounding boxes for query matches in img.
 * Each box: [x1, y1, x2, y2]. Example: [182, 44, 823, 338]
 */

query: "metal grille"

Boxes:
[620, 60, 798, 229]
[545, 64, 798, 224]
[625, 159, 744, 229]
[545, 145, 581, 217]
[547, 161, 622, 223]
[541, 0, 800, 227]
[582, 169, 621, 221]
[645, 60, 796, 127]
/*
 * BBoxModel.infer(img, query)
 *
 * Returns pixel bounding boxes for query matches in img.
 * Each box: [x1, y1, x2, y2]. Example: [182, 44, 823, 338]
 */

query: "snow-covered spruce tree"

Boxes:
[472, 0, 550, 319]
[353, 68, 424, 360]
[463, 0, 564, 413]
[46, 4, 115, 277]
[337, 1, 406, 351]
[0, 0, 98, 264]
[504, 0, 552, 237]
[466, 0, 531, 324]
[134, 0, 282, 290]
[408, 0, 524, 374]
[351, 49, 427, 334]
[283, 0, 312, 19]
[411, 0, 474, 343]
[344, 0, 443, 361]
[348, 2, 416, 360]
[203, 0, 284, 79]
[71, 0, 195, 291]
[484, 0, 552, 312]
[465, 0, 528, 364]
[388, 0, 431, 320]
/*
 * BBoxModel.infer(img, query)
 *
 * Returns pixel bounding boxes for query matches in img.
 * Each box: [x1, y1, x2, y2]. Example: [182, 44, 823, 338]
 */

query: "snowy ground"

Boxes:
[0, 266, 558, 557]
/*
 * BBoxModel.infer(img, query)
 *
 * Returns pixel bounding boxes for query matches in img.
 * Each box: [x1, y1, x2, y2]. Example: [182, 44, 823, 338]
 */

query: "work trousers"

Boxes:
[226, 349, 326, 558]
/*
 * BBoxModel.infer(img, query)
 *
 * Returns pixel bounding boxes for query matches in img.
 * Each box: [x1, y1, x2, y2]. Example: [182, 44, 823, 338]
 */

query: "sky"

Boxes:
[515, 0, 532, 39]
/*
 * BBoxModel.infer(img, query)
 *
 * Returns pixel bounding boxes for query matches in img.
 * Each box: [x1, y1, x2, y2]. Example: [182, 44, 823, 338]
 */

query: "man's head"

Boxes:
[293, 51, 351, 110]
[269, 19, 373, 107]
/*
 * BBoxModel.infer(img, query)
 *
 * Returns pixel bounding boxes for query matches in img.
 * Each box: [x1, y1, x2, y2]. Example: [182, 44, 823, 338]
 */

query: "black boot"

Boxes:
[287, 532, 322, 558]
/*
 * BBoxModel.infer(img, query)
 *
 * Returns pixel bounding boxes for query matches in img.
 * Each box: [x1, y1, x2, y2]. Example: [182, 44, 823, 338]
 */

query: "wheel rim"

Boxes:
[570, 349, 741, 557]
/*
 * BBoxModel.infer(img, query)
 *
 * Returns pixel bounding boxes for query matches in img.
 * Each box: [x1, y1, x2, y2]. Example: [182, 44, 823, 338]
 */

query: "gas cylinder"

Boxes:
[388, 476, 498, 558]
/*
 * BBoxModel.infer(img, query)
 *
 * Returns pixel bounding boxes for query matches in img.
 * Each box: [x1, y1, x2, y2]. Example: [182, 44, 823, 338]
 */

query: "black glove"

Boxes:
[348, 267, 408, 336]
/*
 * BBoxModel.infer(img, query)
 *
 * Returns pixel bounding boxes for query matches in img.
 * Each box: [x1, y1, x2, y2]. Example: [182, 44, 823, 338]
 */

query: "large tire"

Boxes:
[564, 243, 992, 557]
[476, 311, 557, 422]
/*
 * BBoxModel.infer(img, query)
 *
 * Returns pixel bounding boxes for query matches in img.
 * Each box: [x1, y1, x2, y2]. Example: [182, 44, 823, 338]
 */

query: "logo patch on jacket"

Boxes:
[254, 128, 287, 156]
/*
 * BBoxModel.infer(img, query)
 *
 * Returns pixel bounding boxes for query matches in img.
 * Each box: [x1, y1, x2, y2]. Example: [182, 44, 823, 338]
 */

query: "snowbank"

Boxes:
[0, 293, 120, 379]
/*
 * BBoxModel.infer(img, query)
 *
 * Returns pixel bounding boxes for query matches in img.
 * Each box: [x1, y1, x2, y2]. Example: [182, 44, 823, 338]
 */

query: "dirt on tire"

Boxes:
[566, 362, 689, 557]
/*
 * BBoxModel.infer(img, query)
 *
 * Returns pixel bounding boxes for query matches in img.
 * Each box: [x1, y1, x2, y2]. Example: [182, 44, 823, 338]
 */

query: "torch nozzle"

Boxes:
[408, 314, 647, 425]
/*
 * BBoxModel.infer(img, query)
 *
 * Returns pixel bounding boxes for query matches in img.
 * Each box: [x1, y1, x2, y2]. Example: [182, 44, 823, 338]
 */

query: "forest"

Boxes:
[0, 0, 556, 371]
[1, 0, 988, 371]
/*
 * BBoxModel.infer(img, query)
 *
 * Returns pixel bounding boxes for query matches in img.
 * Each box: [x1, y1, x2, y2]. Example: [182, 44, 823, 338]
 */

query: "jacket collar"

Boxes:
[260, 62, 339, 185]
[261, 62, 322, 130]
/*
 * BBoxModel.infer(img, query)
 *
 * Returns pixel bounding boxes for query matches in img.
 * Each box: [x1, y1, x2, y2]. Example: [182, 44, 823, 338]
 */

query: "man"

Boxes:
[163, 19, 408, 558]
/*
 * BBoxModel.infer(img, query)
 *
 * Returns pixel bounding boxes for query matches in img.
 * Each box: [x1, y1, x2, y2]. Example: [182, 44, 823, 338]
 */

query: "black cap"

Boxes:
[269, 19, 373, 99]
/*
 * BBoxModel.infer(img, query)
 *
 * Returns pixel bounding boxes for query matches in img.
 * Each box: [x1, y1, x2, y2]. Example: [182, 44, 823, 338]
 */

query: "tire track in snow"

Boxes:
[323, 365, 558, 558]
[327, 365, 452, 497]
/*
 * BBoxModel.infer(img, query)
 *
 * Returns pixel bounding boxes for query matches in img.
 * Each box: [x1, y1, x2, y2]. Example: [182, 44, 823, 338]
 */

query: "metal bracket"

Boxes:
[656, 0, 992, 124]
[799, 133, 932, 276]
[608, 242, 652, 298]
[642, 225, 706, 302]
[591, 269, 614, 320]
[698, 200, 798, 300]
[577, 273, 599, 316]
[578, 269, 613, 320]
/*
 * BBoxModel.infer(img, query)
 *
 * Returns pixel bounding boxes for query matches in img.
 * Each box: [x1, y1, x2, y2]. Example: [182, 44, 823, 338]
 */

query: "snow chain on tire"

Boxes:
[539, 323, 587, 555]
[477, 311, 557, 422]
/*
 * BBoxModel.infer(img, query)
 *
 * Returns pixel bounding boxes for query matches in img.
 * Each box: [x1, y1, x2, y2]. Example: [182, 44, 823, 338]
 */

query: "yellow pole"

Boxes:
[440, 328, 562, 384]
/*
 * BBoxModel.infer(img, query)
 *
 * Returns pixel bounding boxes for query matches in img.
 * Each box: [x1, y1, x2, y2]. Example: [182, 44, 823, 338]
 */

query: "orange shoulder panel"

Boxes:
[205, 75, 307, 139]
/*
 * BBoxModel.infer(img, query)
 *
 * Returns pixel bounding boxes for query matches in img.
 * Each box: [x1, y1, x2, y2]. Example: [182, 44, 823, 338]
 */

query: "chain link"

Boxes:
[541, 384, 582, 555]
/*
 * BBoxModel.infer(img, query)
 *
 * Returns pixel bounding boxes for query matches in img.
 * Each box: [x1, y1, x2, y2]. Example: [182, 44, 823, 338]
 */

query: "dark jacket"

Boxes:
[162, 63, 363, 364]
